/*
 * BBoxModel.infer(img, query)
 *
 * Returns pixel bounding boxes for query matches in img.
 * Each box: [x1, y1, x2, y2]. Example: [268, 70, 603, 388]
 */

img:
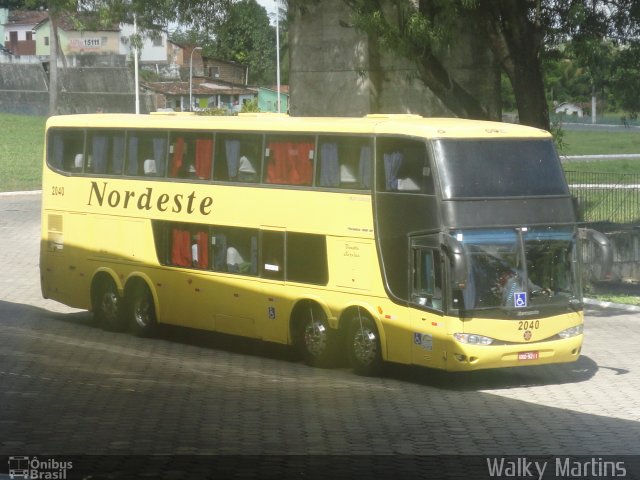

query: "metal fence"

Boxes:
[565, 171, 640, 225]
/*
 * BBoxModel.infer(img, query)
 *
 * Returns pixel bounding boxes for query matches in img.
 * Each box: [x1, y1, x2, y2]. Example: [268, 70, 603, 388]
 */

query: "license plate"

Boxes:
[518, 351, 539, 361]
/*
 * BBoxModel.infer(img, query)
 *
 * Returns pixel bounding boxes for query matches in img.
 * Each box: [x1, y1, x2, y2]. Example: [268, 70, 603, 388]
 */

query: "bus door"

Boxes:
[409, 234, 445, 367]
[162, 224, 221, 331]
[256, 228, 287, 342]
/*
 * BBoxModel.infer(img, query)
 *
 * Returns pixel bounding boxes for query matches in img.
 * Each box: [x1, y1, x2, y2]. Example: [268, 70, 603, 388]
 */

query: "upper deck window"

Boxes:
[86, 130, 124, 175]
[48, 130, 84, 172]
[169, 132, 213, 180]
[264, 135, 315, 186]
[214, 133, 262, 183]
[126, 131, 168, 177]
[317, 136, 372, 190]
[433, 138, 569, 199]
[376, 138, 435, 194]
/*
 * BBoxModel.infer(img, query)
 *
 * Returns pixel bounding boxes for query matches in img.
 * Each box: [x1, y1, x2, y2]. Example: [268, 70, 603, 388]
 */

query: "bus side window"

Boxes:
[212, 227, 258, 275]
[264, 135, 315, 186]
[191, 229, 209, 268]
[169, 133, 213, 180]
[170, 225, 192, 267]
[49, 130, 85, 173]
[317, 136, 372, 190]
[126, 131, 168, 177]
[377, 138, 434, 194]
[213, 134, 262, 183]
[286, 233, 328, 285]
[412, 248, 442, 310]
[87, 131, 124, 175]
[167, 223, 210, 269]
[261, 230, 284, 280]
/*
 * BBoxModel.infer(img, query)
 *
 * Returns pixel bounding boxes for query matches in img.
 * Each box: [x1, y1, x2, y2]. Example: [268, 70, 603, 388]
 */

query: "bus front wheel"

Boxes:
[295, 304, 338, 368]
[347, 315, 382, 376]
[127, 282, 157, 337]
[93, 277, 124, 331]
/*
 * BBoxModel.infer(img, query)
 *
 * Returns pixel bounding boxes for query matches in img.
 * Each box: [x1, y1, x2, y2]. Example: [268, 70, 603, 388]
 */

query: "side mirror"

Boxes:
[442, 234, 468, 288]
[579, 228, 613, 280]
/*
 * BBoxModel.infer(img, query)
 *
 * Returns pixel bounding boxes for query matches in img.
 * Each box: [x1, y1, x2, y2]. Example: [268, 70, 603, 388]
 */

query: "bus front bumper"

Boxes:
[442, 335, 583, 372]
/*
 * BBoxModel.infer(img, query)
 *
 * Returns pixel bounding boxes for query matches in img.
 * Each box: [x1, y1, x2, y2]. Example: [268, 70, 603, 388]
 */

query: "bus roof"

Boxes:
[46, 113, 552, 140]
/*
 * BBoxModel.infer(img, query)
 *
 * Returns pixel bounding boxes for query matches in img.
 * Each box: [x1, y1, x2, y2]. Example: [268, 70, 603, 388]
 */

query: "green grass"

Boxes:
[0, 113, 46, 192]
[562, 159, 640, 176]
[561, 129, 640, 156]
[590, 293, 640, 306]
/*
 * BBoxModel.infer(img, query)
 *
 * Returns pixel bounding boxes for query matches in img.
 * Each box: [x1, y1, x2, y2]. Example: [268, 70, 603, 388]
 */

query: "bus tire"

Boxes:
[127, 282, 157, 337]
[93, 276, 124, 331]
[347, 315, 382, 376]
[294, 303, 338, 368]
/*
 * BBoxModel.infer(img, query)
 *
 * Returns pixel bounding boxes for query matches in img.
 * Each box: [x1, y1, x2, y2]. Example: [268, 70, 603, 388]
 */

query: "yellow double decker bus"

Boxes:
[40, 113, 610, 375]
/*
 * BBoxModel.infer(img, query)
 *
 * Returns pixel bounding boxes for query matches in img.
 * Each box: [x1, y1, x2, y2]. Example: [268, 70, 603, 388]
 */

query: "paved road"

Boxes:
[1, 194, 639, 478]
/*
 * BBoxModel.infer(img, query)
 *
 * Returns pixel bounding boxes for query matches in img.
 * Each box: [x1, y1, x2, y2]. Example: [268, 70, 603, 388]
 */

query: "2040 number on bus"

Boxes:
[518, 320, 540, 330]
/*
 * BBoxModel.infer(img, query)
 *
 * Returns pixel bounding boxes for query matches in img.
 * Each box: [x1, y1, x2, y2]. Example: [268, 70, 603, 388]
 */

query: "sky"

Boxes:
[256, 0, 279, 24]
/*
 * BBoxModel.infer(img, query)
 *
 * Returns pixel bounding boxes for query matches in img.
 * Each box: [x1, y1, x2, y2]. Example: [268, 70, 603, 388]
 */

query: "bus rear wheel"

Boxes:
[347, 315, 382, 376]
[127, 282, 157, 337]
[295, 304, 337, 368]
[93, 277, 124, 331]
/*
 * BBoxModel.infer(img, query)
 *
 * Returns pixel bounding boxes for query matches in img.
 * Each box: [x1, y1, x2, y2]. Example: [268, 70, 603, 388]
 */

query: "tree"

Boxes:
[295, 0, 640, 130]
[208, 0, 277, 85]
[171, 1, 280, 85]
[609, 44, 640, 115]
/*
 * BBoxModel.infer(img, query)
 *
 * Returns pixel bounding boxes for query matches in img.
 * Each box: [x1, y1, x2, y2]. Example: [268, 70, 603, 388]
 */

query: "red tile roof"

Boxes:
[6, 10, 49, 26]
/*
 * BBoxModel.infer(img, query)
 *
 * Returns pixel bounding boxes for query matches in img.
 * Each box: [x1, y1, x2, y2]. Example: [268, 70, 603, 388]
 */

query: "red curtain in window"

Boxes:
[195, 138, 213, 179]
[197, 231, 209, 268]
[171, 228, 191, 266]
[266, 141, 314, 185]
[266, 141, 288, 183]
[170, 137, 185, 177]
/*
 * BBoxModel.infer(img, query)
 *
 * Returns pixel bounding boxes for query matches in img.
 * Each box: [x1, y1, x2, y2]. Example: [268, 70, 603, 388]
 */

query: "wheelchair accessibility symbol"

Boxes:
[514, 292, 527, 308]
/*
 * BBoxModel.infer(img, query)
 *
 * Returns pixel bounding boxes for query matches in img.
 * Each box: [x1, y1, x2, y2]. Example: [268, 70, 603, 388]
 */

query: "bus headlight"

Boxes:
[453, 333, 494, 345]
[557, 325, 583, 339]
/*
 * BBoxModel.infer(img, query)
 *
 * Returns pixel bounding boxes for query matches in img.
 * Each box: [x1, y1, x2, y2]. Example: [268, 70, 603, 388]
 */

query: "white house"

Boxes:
[554, 102, 584, 118]
[119, 24, 184, 79]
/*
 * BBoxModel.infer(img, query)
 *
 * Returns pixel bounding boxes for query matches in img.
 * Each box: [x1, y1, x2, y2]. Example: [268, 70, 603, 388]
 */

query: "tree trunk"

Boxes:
[511, 57, 549, 130]
[477, 0, 550, 130]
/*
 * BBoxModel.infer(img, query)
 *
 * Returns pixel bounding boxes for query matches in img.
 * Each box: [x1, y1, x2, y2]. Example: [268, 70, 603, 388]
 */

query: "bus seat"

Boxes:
[74, 153, 84, 171]
[397, 177, 420, 191]
[340, 164, 357, 184]
[238, 155, 257, 182]
[144, 159, 157, 175]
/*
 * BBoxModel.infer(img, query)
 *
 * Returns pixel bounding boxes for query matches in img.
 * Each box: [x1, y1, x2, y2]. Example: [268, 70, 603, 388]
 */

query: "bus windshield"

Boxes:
[433, 138, 569, 199]
[451, 227, 580, 313]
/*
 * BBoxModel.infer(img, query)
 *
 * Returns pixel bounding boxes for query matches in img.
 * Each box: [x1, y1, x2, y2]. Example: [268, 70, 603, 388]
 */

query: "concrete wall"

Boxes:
[583, 227, 640, 282]
[289, 0, 500, 118]
[0, 60, 154, 114]
[0, 60, 49, 115]
[289, 1, 370, 116]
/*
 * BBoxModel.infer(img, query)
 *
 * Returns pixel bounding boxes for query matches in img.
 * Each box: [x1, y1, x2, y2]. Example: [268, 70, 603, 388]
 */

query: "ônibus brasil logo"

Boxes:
[8, 456, 73, 479]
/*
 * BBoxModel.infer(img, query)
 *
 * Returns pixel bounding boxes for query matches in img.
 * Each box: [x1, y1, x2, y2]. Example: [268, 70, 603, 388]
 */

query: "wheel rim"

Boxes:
[303, 320, 327, 358]
[352, 324, 378, 366]
[100, 290, 119, 323]
[133, 296, 151, 328]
